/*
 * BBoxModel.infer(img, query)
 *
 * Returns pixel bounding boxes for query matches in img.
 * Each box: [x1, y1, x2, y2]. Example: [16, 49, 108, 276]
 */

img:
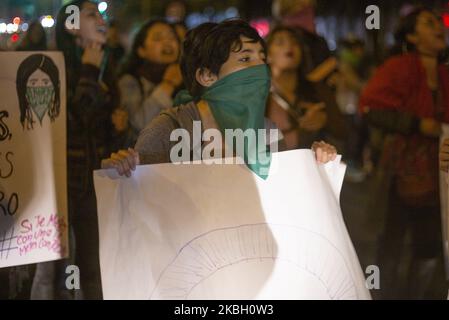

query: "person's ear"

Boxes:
[406, 33, 419, 46]
[195, 68, 218, 87]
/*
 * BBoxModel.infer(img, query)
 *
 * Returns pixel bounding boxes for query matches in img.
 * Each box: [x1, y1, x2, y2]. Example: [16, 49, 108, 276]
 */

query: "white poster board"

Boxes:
[94, 150, 371, 300]
[0, 52, 68, 268]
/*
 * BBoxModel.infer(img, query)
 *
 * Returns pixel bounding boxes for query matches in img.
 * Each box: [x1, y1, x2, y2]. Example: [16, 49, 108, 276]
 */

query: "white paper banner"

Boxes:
[94, 149, 371, 300]
[0, 52, 68, 268]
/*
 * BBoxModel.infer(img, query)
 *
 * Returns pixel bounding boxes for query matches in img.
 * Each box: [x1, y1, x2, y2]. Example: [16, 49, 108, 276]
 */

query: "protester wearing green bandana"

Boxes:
[173, 64, 272, 178]
[101, 20, 337, 177]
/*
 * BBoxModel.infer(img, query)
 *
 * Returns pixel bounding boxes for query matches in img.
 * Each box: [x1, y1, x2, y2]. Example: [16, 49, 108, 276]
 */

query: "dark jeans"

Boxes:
[377, 188, 448, 299]
[343, 114, 368, 166]
[68, 186, 103, 299]
[0, 265, 35, 299]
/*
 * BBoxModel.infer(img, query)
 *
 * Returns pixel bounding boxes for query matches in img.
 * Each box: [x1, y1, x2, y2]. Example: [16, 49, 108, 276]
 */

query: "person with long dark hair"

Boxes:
[266, 26, 325, 150]
[266, 26, 348, 150]
[118, 19, 182, 134]
[360, 7, 449, 299]
[17, 21, 47, 51]
[165, 0, 188, 40]
[55, 0, 118, 299]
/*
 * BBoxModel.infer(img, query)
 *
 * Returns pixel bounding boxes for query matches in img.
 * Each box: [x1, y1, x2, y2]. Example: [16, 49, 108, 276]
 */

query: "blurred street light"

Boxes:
[98, 1, 108, 14]
[41, 15, 55, 28]
[0, 23, 7, 34]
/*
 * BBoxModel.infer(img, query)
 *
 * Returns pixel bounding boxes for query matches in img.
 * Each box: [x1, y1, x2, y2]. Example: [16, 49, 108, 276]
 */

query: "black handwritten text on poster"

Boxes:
[0, 110, 12, 141]
[0, 191, 19, 216]
[0, 152, 14, 179]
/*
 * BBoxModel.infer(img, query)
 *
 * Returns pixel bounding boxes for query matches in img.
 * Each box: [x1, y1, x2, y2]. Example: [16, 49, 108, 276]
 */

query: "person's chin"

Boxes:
[161, 56, 177, 64]
[282, 63, 298, 71]
[93, 35, 107, 45]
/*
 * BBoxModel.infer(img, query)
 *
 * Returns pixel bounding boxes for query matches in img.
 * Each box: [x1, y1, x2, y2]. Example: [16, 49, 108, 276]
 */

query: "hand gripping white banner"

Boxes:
[94, 149, 370, 300]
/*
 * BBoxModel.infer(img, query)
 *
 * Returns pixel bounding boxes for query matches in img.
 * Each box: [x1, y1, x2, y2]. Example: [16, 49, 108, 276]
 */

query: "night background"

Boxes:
[1, 0, 449, 302]
[1, 0, 449, 58]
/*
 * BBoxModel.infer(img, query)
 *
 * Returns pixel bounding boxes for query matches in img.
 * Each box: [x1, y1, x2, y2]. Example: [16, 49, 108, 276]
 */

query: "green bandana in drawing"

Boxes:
[25, 86, 55, 123]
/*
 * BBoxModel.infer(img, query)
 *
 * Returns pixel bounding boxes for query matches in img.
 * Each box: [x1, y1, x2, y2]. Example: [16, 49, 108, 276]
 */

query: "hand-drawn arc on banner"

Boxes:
[150, 223, 358, 300]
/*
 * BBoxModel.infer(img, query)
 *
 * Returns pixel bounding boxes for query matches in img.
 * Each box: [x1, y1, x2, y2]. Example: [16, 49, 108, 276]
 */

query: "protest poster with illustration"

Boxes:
[94, 150, 371, 300]
[0, 52, 68, 268]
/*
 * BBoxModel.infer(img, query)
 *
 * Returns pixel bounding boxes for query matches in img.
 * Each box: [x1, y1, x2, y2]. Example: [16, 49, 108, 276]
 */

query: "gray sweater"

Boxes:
[135, 101, 284, 165]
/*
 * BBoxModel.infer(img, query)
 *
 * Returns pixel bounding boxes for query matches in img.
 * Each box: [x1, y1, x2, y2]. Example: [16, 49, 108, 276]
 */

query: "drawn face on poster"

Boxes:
[16, 54, 60, 129]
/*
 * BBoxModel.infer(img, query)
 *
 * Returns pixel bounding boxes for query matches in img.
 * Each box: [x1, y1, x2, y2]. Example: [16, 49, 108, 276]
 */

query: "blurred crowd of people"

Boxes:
[1, 0, 449, 300]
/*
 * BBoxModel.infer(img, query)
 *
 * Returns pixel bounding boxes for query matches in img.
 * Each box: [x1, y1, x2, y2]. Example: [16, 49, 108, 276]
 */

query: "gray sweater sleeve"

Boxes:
[134, 113, 178, 165]
[134, 104, 285, 165]
[118, 75, 173, 132]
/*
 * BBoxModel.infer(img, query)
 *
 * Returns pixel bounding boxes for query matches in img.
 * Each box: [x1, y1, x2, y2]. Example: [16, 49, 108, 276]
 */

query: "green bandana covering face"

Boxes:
[26, 86, 55, 123]
[174, 64, 272, 179]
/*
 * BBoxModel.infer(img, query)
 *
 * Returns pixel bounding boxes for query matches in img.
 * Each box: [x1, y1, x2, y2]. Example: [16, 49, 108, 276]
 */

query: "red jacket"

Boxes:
[360, 53, 449, 123]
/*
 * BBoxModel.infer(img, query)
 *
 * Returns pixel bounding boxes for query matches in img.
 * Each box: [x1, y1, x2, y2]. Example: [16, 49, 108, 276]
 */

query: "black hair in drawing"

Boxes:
[16, 54, 60, 129]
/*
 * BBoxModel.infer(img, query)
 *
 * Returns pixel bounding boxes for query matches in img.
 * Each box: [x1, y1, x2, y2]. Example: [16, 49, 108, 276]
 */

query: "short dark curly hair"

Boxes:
[180, 19, 266, 100]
